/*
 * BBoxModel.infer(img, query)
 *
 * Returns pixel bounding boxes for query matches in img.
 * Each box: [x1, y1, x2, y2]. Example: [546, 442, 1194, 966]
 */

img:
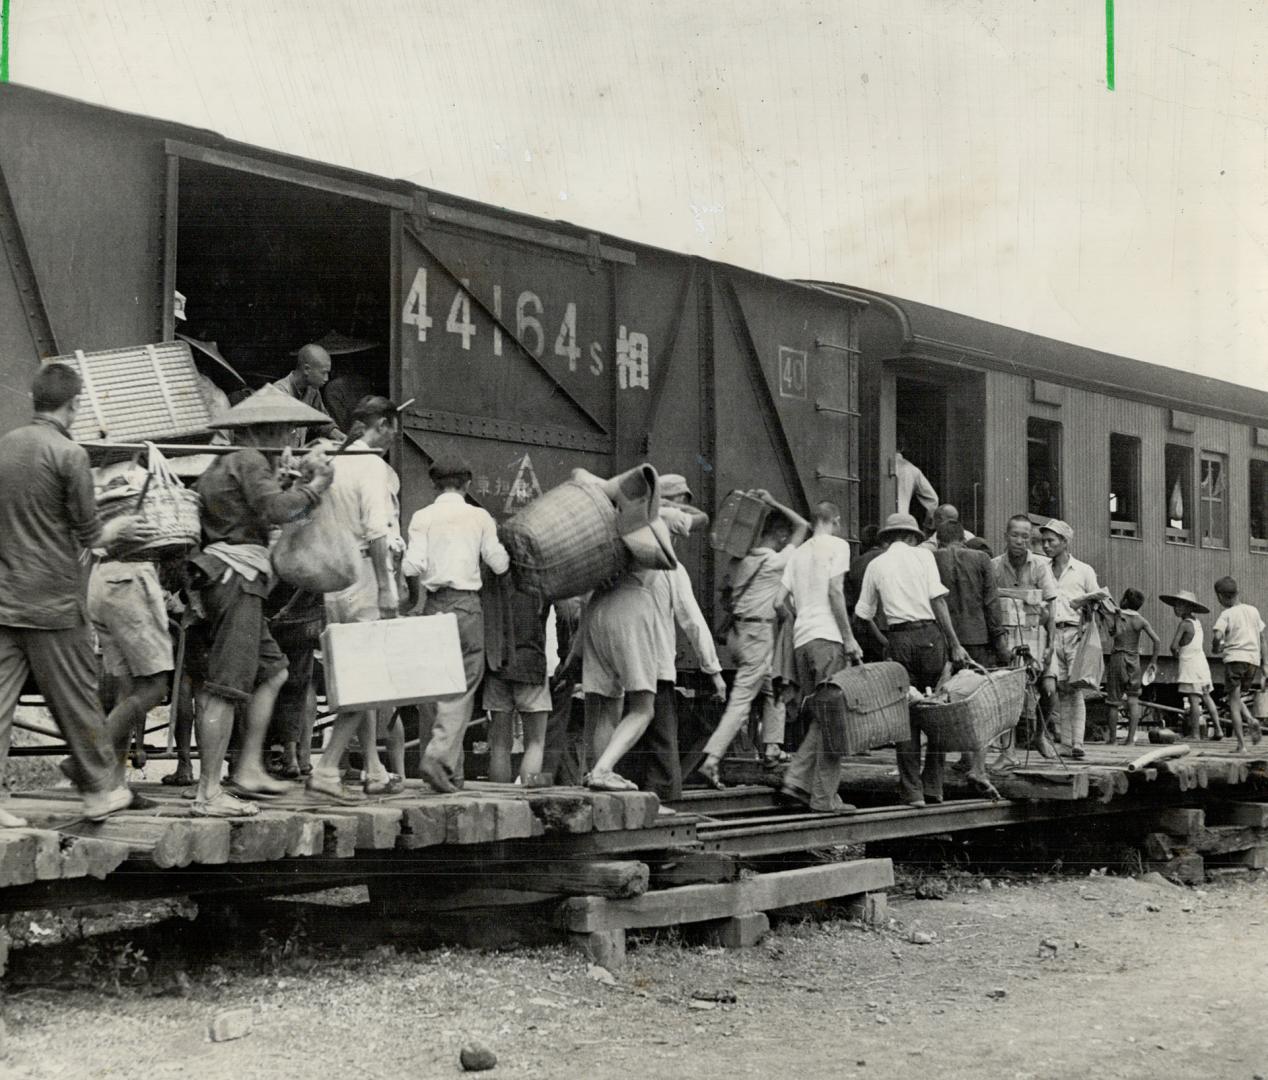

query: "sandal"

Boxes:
[224, 778, 291, 801]
[191, 792, 260, 818]
[364, 773, 405, 796]
[161, 765, 195, 787]
[304, 773, 363, 804]
[697, 758, 726, 790]
[761, 746, 791, 767]
[967, 778, 1002, 801]
[584, 770, 632, 793]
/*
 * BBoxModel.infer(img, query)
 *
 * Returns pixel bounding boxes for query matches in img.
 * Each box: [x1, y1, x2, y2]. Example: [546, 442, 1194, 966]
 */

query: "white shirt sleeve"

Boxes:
[479, 510, 510, 575]
[854, 561, 879, 622]
[671, 565, 721, 674]
[401, 510, 428, 579]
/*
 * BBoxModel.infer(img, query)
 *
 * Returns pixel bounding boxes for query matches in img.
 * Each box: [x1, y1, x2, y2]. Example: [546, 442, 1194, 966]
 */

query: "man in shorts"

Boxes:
[485, 588, 552, 786]
[1212, 575, 1266, 751]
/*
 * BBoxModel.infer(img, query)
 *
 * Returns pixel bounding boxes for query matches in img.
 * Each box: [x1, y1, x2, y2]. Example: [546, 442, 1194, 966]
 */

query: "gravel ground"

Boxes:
[2, 868, 1266, 1080]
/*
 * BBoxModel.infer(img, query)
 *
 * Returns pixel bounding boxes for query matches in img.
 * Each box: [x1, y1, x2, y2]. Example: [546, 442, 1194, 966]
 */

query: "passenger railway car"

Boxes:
[2, 84, 1266, 678]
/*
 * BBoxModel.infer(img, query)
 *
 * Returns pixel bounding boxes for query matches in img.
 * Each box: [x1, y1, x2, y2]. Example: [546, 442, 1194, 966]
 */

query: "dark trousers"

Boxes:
[783, 639, 849, 810]
[0, 624, 116, 794]
[616, 680, 681, 800]
[269, 618, 320, 746]
[890, 622, 949, 803]
[542, 679, 584, 785]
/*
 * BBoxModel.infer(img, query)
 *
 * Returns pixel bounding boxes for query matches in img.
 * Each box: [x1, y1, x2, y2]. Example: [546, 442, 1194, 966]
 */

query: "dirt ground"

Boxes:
[1, 868, 1266, 1080]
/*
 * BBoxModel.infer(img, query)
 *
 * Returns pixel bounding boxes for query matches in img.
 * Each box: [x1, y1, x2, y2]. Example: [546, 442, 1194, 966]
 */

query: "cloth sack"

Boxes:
[271, 498, 360, 594]
[1067, 613, 1105, 691]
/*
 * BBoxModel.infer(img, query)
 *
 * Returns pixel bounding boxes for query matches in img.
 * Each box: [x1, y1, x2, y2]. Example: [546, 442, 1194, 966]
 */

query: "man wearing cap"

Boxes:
[774, 501, 865, 811]
[855, 512, 972, 806]
[1040, 518, 1101, 759]
[0, 364, 159, 824]
[185, 387, 335, 816]
[619, 472, 725, 799]
[403, 454, 510, 792]
[699, 490, 810, 785]
[305, 396, 406, 800]
[271, 344, 344, 448]
[990, 514, 1059, 768]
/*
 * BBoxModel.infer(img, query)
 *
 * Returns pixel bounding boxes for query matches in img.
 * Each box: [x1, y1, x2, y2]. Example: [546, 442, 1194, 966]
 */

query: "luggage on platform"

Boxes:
[807, 661, 911, 755]
[912, 666, 1027, 751]
[322, 612, 466, 711]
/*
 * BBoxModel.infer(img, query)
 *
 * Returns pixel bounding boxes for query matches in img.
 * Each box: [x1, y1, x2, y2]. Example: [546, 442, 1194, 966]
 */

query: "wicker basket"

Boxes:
[500, 479, 630, 601]
[912, 667, 1027, 752]
[807, 661, 911, 755]
[96, 443, 201, 554]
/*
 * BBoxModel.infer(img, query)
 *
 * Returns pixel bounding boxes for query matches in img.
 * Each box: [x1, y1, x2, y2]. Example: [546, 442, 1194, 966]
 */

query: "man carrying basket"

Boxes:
[854, 513, 972, 807]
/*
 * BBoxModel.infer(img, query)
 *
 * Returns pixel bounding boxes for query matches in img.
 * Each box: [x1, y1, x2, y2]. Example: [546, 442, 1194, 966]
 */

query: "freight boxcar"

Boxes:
[0, 83, 862, 642]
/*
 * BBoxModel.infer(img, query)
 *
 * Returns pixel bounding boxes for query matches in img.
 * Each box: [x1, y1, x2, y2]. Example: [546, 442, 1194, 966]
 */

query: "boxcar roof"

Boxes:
[806, 282, 1268, 428]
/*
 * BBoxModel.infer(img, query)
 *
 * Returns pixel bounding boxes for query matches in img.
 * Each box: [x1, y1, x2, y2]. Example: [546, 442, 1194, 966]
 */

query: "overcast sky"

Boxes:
[12, 0, 1268, 391]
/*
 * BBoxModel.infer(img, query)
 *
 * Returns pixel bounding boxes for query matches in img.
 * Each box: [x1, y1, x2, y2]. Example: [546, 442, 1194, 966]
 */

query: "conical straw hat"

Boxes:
[209, 385, 332, 429]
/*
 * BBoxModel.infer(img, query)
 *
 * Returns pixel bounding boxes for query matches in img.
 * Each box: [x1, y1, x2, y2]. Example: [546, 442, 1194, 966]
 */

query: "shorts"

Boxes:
[1225, 660, 1260, 695]
[87, 561, 174, 678]
[581, 577, 658, 698]
[1177, 682, 1211, 697]
[483, 672, 552, 714]
[1105, 651, 1142, 705]
[1045, 624, 1082, 684]
[325, 556, 382, 624]
[186, 571, 288, 703]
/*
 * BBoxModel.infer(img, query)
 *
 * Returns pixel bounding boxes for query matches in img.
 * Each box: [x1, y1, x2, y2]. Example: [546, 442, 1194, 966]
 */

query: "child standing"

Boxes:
[1106, 589, 1161, 746]
[1161, 590, 1221, 741]
[1211, 576, 1266, 751]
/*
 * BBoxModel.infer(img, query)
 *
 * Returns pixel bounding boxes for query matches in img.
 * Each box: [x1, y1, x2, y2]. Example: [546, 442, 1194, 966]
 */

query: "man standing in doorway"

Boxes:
[855, 513, 972, 806]
[272, 344, 344, 447]
[775, 501, 865, 812]
[1040, 519, 1100, 760]
[990, 514, 1059, 769]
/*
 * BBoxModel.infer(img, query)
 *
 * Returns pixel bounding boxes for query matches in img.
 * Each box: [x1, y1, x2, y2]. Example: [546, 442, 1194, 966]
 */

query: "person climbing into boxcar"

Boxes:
[774, 501, 866, 811]
[403, 453, 510, 793]
[305, 396, 406, 800]
[1106, 588, 1161, 747]
[989, 514, 1058, 770]
[698, 490, 810, 786]
[934, 519, 1007, 795]
[271, 343, 344, 448]
[1161, 590, 1222, 742]
[1212, 575, 1266, 750]
[0, 364, 160, 825]
[185, 389, 335, 817]
[894, 450, 939, 528]
[1038, 519, 1101, 760]
[854, 512, 972, 807]
[619, 474, 726, 798]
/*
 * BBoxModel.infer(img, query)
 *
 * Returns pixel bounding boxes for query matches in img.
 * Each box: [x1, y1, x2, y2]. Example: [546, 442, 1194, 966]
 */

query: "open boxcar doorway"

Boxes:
[169, 156, 393, 428]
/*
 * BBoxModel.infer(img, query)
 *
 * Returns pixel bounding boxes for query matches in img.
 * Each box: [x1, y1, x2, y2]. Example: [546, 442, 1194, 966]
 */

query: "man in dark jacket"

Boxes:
[0, 364, 156, 822]
[933, 520, 1008, 794]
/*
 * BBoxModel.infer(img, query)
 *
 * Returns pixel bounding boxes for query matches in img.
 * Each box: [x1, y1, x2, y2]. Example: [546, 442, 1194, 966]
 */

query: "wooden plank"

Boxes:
[526, 793, 595, 834]
[587, 793, 626, 832]
[312, 813, 360, 858]
[1207, 801, 1268, 828]
[649, 850, 739, 888]
[58, 836, 131, 880]
[227, 812, 296, 864]
[445, 799, 499, 844]
[287, 817, 327, 858]
[490, 798, 537, 841]
[556, 858, 894, 933]
[184, 820, 232, 865]
[0, 832, 38, 887]
[59, 819, 194, 869]
[396, 803, 449, 850]
[12, 829, 62, 881]
[317, 805, 402, 849]
[1154, 808, 1205, 837]
[482, 860, 649, 899]
[621, 792, 661, 830]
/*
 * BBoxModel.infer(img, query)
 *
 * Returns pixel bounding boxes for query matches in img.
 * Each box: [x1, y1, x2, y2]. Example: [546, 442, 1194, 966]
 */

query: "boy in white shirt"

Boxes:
[1212, 576, 1266, 751]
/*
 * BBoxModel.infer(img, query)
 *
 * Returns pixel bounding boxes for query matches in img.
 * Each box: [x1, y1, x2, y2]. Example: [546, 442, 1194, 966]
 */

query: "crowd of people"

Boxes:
[0, 358, 1264, 826]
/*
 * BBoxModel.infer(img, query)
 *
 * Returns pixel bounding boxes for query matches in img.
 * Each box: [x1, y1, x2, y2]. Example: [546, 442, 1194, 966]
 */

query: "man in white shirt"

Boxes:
[305, 397, 404, 801]
[774, 501, 864, 811]
[1212, 575, 1266, 750]
[855, 513, 971, 806]
[1039, 519, 1100, 759]
[616, 473, 725, 799]
[700, 490, 810, 784]
[403, 454, 510, 792]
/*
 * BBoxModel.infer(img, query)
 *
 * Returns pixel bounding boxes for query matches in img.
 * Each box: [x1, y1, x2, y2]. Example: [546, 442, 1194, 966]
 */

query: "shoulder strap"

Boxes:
[730, 552, 770, 606]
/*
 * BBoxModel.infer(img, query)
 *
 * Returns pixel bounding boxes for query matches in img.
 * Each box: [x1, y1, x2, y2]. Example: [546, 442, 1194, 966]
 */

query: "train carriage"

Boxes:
[2, 83, 1266, 687]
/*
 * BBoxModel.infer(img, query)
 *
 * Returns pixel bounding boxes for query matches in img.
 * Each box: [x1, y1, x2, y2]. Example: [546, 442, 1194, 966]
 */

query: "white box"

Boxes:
[321, 613, 466, 712]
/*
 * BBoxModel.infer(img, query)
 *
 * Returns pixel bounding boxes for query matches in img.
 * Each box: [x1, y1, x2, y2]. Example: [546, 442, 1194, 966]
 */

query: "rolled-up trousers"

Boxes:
[704, 620, 785, 759]
[419, 589, 485, 778]
[0, 624, 116, 795]
[782, 638, 848, 810]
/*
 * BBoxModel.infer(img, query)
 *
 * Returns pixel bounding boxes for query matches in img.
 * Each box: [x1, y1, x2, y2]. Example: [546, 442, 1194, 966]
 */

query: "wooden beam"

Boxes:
[556, 858, 894, 933]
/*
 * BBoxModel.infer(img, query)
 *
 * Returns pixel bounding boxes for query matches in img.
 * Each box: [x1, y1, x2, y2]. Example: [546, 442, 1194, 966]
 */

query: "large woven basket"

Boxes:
[912, 667, 1027, 751]
[807, 661, 911, 755]
[97, 444, 201, 554]
[500, 479, 630, 601]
